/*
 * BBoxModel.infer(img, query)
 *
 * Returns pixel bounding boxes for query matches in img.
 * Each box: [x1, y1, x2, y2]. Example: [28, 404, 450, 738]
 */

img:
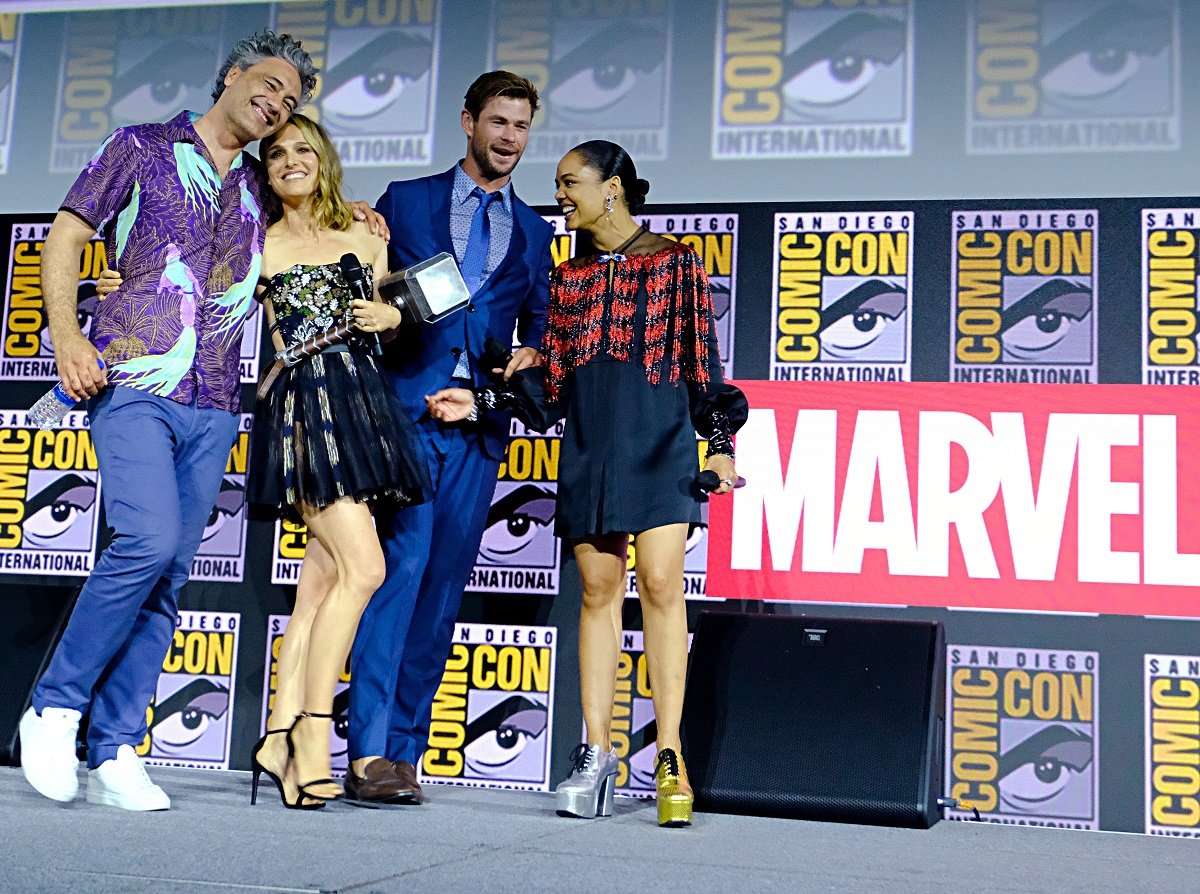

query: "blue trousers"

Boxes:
[33, 387, 237, 768]
[348, 423, 499, 765]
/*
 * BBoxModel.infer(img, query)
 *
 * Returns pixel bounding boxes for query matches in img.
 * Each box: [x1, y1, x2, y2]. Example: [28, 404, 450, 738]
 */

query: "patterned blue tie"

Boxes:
[461, 187, 496, 296]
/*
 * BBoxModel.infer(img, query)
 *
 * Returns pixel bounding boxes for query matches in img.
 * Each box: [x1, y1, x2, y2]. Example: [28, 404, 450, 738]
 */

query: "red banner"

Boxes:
[707, 380, 1200, 618]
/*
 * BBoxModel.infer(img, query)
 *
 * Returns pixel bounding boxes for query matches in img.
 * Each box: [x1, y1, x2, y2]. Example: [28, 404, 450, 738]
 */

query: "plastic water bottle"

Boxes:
[27, 358, 105, 430]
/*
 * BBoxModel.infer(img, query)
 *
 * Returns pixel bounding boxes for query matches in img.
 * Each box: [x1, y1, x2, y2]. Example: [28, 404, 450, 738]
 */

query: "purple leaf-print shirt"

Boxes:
[61, 110, 271, 413]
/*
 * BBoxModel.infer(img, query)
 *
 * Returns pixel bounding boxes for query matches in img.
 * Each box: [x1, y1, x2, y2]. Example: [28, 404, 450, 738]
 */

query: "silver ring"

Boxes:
[721, 478, 733, 486]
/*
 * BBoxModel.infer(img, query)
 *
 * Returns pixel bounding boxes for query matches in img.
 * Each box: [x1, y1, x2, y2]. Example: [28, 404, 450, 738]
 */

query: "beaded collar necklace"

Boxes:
[598, 225, 647, 287]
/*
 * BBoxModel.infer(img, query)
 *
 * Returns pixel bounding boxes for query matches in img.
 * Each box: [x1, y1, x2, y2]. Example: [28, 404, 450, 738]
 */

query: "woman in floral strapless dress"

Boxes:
[245, 113, 429, 811]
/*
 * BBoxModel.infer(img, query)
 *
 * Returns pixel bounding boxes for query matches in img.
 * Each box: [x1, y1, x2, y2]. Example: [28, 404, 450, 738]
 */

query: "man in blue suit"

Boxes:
[344, 71, 553, 804]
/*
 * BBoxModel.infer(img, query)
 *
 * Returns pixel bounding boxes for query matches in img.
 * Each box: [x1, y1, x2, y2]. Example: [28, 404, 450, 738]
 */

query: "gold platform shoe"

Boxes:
[654, 748, 693, 828]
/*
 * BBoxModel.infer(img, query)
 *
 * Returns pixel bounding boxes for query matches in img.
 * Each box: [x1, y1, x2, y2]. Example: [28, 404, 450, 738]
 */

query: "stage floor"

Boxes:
[0, 765, 1195, 893]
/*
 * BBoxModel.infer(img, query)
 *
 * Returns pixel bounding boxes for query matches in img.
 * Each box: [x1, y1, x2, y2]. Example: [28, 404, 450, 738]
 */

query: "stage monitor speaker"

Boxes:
[681, 612, 945, 829]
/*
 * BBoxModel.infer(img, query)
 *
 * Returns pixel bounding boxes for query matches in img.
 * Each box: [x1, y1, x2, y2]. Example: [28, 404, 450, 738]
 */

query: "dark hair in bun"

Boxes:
[570, 140, 650, 214]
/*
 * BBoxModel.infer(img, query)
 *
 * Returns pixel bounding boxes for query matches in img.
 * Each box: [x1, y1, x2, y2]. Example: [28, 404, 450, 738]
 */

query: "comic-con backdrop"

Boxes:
[0, 1, 1197, 211]
[6, 195, 1200, 837]
[2, 0, 1200, 839]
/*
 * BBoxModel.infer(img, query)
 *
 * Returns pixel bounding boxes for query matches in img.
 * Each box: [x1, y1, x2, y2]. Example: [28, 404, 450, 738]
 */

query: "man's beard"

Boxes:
[471, 140, 518, 181]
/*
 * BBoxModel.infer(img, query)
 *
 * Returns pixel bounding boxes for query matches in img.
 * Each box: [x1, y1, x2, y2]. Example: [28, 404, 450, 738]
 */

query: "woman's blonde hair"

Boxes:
[260, 112, 353, 231]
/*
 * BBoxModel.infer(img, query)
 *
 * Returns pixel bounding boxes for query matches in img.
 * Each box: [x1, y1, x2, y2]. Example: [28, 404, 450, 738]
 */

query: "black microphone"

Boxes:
[695, 470, 747, 493]
[339, 252, 382, 357]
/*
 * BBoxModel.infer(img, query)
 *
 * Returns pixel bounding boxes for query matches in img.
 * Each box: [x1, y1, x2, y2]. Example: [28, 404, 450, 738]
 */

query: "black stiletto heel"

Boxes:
[251, 727, 324, 810]
[286, 712, 343, 804]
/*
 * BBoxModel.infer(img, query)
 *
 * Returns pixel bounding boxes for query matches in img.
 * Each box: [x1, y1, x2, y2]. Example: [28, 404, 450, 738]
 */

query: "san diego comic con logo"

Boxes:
[423, 623, 556, 792]
[771, 211, 912, 382]
[469, 420, 562, 596]
[967, 0, 1179, 154]
[0, 411, 101, 577]
[491, 0, 672, 163]
[2, 223, 105, 382]
[50, 6, 234, 173]
[1142, 208, 1200, 385]
[1144, 654, 1200, 837]
[946, 646, 1098, 830]
[274, 0, 439, 167]
[263, 615, 352, 775]
[951, 210, 1097, 383]
[0, 13, 21, 175]
[190, 414, 249, 584]
[713, 0, 912, 160]
[140, 611, 238, 770]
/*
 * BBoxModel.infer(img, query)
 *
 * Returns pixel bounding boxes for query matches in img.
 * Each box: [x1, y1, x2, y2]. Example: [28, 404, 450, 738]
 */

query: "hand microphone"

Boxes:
[339, 253, 382, 357]
[696, 470, 747, 493]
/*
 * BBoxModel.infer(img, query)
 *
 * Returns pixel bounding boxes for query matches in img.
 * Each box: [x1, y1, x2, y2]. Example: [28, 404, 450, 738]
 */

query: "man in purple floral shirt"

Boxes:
[18, 32, 316, 812]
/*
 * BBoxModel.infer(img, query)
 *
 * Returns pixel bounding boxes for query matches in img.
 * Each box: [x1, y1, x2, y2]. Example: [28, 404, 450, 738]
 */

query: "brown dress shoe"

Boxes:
[344, 758, 417, 807]
[391, 761, 428, 804]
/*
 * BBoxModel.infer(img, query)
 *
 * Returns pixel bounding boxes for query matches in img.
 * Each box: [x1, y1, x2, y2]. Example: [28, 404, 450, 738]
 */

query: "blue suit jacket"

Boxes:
[376, 166, 553, 460]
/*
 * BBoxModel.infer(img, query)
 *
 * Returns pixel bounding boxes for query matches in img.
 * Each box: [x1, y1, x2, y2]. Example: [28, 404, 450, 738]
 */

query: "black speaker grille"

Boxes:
[681, 613, 943, 828]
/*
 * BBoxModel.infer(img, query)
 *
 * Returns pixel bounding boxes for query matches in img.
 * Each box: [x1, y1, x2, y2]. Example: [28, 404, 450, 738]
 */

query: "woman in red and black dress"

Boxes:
[430, 140, 745, 827]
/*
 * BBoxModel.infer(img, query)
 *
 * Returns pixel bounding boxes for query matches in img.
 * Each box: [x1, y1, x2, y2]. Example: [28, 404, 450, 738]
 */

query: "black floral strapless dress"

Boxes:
[248, 263, 430, 521]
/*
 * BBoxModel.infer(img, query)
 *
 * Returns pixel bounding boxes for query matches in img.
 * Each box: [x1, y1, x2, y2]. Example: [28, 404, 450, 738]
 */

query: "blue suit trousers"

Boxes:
[348, 421, 499, 765]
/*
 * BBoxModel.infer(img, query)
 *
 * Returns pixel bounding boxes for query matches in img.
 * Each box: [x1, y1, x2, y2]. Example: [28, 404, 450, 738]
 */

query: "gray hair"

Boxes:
[212, 31, 318, 108]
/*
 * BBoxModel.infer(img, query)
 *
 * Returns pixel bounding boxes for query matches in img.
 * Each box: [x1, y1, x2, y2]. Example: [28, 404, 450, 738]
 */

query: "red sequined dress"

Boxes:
[541, 240, 732, 538]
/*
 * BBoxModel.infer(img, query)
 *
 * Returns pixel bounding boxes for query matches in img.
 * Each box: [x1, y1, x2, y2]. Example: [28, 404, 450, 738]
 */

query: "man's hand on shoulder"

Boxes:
[350, 201, 390, 241]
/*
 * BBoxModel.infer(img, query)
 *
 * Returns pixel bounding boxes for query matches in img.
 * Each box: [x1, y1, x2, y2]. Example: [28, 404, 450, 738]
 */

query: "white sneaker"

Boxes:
[86, 745, 171, 811]
[19, 706, 82, 802]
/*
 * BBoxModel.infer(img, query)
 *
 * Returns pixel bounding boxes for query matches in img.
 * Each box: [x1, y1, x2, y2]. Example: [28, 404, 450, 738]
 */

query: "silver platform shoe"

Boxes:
[555, 744, 619, 818]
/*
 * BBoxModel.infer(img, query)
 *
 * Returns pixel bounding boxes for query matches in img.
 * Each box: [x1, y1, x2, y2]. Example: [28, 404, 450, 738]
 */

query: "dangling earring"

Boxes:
[605, 194, 614, 216]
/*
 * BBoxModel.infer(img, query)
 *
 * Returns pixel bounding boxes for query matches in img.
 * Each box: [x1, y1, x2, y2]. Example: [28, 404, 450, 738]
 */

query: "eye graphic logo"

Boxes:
[463, 693, 549, 782]
[4, 223, 107, 381]
[0, 412, 102, 577]
[490, 0, 672, 163]
[771, 212, 913, 383]
[422, 624, 557, 792]
[147, 679, 230, 759]
[0, 13, 21, 175]
[1144, 654, 1200, 837]
[967, 0, 1179, 154]
[714, 0, 913, 160]
[50, 7, 231, 173]
[951, 210, 1098, 384]
[142, 611, 239, 770]
[946, 646, 1099, 829]
[469, 423, 561, 595]
[1141, 208, 1200, 385]
[273, 0, 439, 168]
[479, 483, 556, 566]
[22, 472, 97, 551]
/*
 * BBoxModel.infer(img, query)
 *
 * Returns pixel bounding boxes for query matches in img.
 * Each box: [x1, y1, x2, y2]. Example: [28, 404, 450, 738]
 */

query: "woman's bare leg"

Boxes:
[286, 498, 385, 799]
[632, 523, 689, 757]
[258, 535, 336, 802]
[574, 534, 629, 750]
